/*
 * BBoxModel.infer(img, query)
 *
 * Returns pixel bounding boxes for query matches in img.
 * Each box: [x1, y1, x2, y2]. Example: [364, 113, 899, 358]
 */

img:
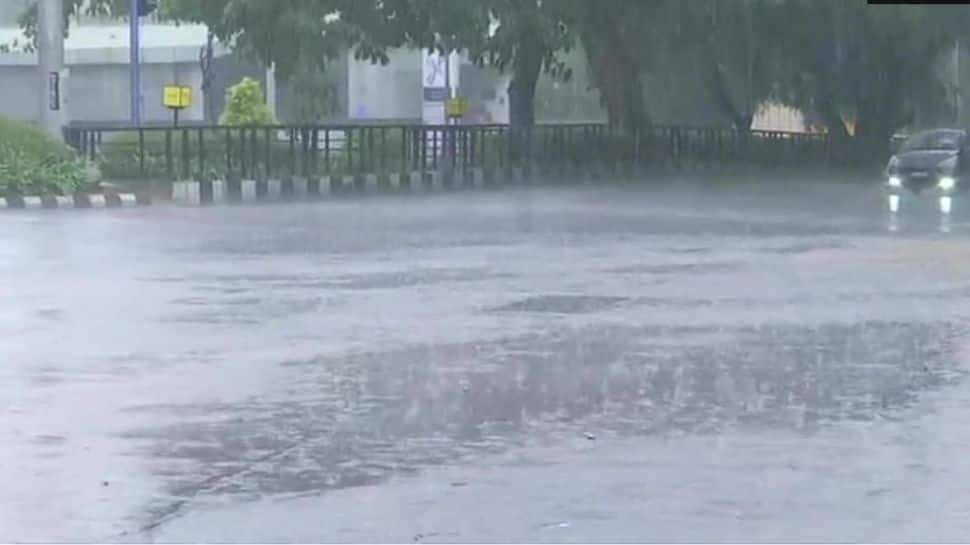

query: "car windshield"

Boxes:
[901, 130, 964, 152]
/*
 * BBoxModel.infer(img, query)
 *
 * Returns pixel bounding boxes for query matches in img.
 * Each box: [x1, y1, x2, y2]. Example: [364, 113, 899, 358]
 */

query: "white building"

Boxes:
[0, 2, 587, 128]
[0, 0, 215, 124]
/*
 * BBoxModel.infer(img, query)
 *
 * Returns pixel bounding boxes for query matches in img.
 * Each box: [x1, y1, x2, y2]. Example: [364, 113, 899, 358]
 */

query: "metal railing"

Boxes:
[65, 122, 842, 182]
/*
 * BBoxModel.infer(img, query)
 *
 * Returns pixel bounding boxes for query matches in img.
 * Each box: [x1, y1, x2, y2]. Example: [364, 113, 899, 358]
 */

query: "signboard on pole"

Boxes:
[446, 98, 467, 119]
[422, 51, 448, 126]
[163, 84, 192, 126]
[163, 85, 192, 109]
[48, 72, 60, 111]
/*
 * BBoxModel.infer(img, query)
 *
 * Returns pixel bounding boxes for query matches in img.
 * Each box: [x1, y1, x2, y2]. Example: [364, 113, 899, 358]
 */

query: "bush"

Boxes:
[0, 117, 94, 196]
[219, 77, 276, 126]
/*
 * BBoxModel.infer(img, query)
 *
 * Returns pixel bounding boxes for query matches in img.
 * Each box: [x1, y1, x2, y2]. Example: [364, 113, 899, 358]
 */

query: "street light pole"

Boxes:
[129, 0, 142, 125]
[38, 0, 66, 141]
[956, 39, 962, 125]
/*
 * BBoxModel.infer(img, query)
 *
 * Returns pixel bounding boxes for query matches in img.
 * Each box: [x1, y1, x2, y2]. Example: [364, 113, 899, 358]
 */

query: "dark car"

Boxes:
[884, 128, 969, 214]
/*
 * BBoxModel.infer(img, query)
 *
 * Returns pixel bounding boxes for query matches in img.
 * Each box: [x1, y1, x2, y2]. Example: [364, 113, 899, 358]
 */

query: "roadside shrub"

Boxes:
[0, 117, 93, 195]
[219, 77, 276, 126]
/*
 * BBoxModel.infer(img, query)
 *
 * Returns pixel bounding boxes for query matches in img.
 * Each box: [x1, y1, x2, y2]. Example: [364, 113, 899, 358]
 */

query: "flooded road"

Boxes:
[4, 179, 970, 542]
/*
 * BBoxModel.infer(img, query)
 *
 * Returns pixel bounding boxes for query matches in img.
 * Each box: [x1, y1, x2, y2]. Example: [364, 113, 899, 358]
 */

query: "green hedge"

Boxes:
[0, 117, 94, 196]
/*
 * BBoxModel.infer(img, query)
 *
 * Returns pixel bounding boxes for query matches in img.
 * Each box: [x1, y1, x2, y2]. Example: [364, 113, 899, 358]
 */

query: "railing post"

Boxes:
[345, 128, 354, 175]
[310, 127, 319, 178]
[380, 127, 387, 174]
[419, 127, 427, 173]
[301, 127, 310, 178]
[197, 127, 206, 182]
[180, 128, 190, 181]
[264, 127, 272, 180]
[323, 128, 330, 174]
[137, 128, 145, 177]
[286, 128, 295, 178]
[225, 127, 232, 181]
[367, 126, 373, 173]
[400, 126, 408, 174]
[359, 127, 367, 174]
[165, 129, 173, 180]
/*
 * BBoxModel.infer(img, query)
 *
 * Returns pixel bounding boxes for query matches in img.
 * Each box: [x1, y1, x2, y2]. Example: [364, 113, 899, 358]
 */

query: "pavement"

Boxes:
[3, 177, 970, 542]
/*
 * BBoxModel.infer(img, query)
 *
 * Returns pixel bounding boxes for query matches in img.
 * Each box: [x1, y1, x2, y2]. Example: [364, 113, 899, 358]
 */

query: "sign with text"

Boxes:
[423, 87, 448, 102]
[446, 98, 467, 118]
[163, 85, 192, 109]
[48, 72, 60, 111]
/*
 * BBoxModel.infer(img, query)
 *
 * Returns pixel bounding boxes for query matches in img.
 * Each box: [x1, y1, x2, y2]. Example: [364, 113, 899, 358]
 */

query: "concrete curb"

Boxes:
[0, 192, 142, 211]
[167, 165, 670, 206]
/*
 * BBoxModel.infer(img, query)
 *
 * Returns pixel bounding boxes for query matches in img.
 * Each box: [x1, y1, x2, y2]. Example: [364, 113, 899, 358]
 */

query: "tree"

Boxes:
[16, 0, 578, 128]
[475, 0, 575, 128]
[573, 0, 650, 129]
[669, 0, 784, 130]
[160, 0, 577, 127]
[335, 0, 575, 128]
[770, 1, 970, 158]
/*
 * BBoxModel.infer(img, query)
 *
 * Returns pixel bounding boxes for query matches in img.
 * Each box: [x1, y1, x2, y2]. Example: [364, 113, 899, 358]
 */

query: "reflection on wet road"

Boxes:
[4, 180, 970, 541]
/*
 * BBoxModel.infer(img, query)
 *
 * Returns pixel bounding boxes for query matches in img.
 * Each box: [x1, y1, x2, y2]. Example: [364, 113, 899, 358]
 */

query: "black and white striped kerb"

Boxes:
[0, 193, 143, 210]
[171, 168, 489, 206]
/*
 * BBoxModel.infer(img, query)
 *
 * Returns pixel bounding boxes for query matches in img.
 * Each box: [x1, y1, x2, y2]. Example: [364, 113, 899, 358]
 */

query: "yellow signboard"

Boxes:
[163, 85, 192, 109]
[445, 97, 467, 118]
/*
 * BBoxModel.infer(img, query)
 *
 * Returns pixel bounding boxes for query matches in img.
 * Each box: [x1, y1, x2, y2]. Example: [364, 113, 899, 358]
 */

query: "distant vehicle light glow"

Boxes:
[939, 176, 956, 191]
[888, 194, 900, 213]
[941, 196, 953, 214]
[888, 176, 902, 188]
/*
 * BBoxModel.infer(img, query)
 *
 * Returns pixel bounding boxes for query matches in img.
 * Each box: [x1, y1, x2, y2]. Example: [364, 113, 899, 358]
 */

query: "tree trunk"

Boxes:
[581, 21, 647, 131]
[710, 63, 753, 130]
[508, 42, 542, 128]
[853, 67, 904, 164]
[575, 0, 650, 132]
[507, 34, 544, 164]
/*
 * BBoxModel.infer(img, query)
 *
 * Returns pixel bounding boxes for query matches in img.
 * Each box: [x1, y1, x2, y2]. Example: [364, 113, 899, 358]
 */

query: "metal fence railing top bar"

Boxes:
[64, 122, 845, 183]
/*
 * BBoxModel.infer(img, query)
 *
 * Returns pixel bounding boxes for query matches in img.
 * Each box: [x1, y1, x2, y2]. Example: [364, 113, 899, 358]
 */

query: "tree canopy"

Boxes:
[15, 0, 970, 155]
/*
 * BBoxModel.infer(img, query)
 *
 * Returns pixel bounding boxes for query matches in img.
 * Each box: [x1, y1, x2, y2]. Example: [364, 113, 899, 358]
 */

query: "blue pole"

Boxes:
[129, 0, 141, 125]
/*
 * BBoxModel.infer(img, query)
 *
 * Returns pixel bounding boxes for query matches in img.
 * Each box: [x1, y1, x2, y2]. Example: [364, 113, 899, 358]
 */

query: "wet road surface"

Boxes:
[4, 178, 970, 541]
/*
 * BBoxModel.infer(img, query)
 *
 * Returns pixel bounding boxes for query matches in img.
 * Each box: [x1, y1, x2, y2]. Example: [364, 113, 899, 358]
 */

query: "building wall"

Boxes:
[275, 53, 349, 124]
[70, 61, 205, 123]
[0, 64, 39, 122]
[348, 49, 421, 121]
[0, 58, 206, 124]
[0, 16, 214, 126]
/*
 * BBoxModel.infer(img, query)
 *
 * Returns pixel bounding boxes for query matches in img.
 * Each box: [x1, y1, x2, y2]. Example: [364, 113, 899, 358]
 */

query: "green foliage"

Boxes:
[17, 0, 970, 160]
[219, 77, 276, 126]
[654, 0, 783, 129]
[0, 117, 91, 195]
[765, 0, 970, 157]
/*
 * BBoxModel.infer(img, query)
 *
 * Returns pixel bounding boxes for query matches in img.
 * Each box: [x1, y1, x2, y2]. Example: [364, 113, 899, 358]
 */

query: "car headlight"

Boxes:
[888, 176, 902, 188]
[939, 176, 956, 191]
